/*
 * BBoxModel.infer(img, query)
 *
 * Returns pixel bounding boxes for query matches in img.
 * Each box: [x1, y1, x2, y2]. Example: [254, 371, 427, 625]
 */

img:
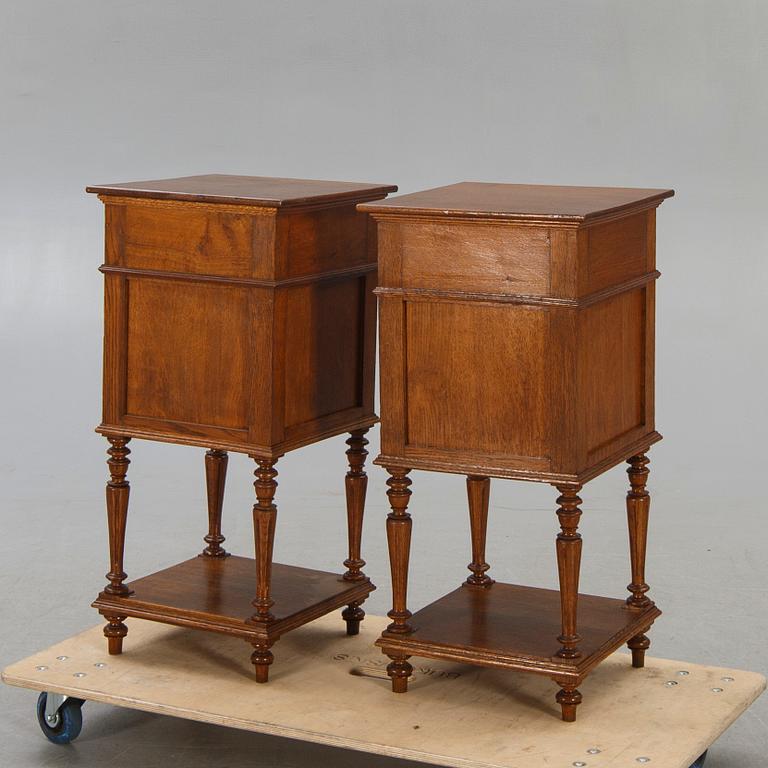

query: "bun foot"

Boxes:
[556, 686, 582, 722]
[387, 656, 412, 693]
[251, 643, 274, 683]
[342, 603, 365, 636]
[103, 615, 127, 655]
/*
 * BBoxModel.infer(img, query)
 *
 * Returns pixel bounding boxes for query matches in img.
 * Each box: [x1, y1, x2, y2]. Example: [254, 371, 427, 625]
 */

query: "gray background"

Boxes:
[1, 1, 766, 766]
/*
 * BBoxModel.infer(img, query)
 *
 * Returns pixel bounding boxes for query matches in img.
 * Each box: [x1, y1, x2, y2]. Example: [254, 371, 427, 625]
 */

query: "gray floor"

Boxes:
[1, 339, 766, 767]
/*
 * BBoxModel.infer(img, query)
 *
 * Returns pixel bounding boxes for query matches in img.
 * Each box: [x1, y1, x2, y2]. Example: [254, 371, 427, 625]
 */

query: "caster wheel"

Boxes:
[36, 692, 84, 744]
[690, 751, 708, 768]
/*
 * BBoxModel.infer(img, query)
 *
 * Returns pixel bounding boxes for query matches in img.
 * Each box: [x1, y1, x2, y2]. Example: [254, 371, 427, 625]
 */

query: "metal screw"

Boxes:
[73, 672, 87, 678]
[573, 762, 588, 767]
[587, 748, 602, 755]
[711, 687, 723, 693]
[676, 670, 690, 676]
[636, 759, 651, 764]
[94, 662, 107, 668]
[721, 676, 734, 683]
[56, 656, 69, 661]
[664, 680, 678, 687]
[35, 665, 48, 671]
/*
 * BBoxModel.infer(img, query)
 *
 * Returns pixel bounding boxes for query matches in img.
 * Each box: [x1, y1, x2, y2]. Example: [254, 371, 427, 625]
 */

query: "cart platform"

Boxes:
[3, 613, 764, 768]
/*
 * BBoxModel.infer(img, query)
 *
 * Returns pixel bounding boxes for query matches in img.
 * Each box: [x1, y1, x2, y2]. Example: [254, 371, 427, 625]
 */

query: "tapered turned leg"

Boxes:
[466, 475, 493, 587]
[626, 452, 653, 667]
[555, 681, 583, 723]
[342, 429, 370, 635]
[103, 436, 132, 654]
[249, 457, 278, 682]
[201, 449, 229, 558]
[384, 467, 414, 693]
[554, 484, 583, 660]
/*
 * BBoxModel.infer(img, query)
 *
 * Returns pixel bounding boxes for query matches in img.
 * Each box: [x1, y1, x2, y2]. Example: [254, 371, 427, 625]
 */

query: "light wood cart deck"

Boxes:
[3, 613, 764, 768]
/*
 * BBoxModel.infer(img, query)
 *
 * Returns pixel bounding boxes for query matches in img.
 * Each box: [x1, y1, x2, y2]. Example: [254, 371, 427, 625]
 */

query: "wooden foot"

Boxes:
[628, 631, 651, 668]
[103, 614, 128, 655]
[201, 449, 229, 558]
[555, 684, 583, 722]
[387, 656, 413, 693]
[554, 485, 583, 659]
[250, 457, 278, 623]
[251, 642, 274, 683]
[342, 602, 365, 636]
[466, 475, 493, 587]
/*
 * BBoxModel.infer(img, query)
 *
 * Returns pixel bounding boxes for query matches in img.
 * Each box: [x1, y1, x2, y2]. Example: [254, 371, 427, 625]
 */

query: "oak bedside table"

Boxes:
[359, 182, 674, 721]
[87, 174, 396, 682]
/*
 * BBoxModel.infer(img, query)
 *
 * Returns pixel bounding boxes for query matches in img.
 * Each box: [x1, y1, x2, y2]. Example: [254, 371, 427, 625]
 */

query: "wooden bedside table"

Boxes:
[87, 174, 396, 682]
[359, 182, 674, 721]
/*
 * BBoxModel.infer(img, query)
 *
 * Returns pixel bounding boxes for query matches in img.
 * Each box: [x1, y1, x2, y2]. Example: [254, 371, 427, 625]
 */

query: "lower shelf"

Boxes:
[93, 555, 374, 641]
[377, 581, 661, 680]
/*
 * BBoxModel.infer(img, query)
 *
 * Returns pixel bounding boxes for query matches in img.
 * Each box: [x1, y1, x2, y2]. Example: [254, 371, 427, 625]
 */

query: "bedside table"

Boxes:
[359, 182, 673, 720]
[87, 174, 396, 681]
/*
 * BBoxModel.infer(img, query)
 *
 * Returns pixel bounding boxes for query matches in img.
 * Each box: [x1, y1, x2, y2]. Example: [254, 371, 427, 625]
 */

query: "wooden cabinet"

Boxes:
[88, 174, 396, 681]
[359, 182, 673, 721]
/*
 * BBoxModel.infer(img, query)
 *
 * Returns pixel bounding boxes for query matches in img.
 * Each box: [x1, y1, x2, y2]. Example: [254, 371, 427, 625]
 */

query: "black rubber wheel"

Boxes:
[690, 751, 708, 768]
[36, 692, 84, 744]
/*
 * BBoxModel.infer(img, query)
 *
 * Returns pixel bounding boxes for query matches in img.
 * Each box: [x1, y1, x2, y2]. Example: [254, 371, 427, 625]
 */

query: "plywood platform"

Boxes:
[3, 613, 764, 768]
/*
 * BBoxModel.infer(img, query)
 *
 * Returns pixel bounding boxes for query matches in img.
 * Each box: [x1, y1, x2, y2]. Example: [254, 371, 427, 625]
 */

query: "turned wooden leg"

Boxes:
[103, 436, 132, 653]
[555, 680, 583, 722]
[384, 467, 414, 693]
[554, 484, 583, 660]
[251, 641, 274, 684]
[201, 449, 229, 558]
[249, 457, 278, 680]
[626, 452, 654, 666]
[466, 475, 493, 587]
[342, 429, 369, 635]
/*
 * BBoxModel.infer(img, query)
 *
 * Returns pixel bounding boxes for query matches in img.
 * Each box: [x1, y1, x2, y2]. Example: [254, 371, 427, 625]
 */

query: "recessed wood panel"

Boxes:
[283, 277, 365, 428]
[109, 202, 273, 278]
[579, 212, 648, 295]
[393, 222, 550, 296]
[404, 301, 549, 458]
[579, 288, 645, 457]
[125, 279, 250, 429]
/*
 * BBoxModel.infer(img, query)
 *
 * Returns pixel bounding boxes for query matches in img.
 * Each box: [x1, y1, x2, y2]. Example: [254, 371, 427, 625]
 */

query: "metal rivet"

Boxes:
[664, 680, 678, 687]
[636, 759, 651, 764]
[73, 672, 87, 678]
[587, 749, 602, 755]
[676, 670, 690, 676]
[35, 665, 48, 671]
[711, 687, 723, 693]
[573, 762, 588, 767]
[94, 662, 107, 668]
[56, 656, 68, 661]
[721, 676, 734, 682]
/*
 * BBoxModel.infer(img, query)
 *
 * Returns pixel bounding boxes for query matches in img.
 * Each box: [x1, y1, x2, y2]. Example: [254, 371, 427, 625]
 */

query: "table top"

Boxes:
[359, 182, 674, 222]
[86, 174, 397, 208]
